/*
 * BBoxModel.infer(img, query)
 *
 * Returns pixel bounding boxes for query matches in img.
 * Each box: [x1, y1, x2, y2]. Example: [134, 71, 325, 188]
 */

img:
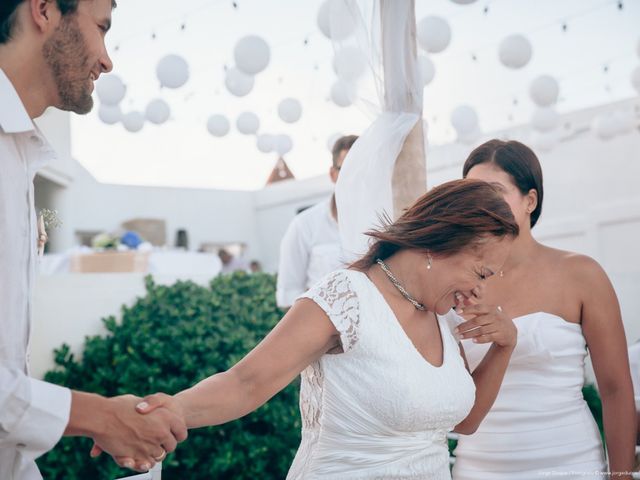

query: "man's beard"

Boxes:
[42, 15, 94, 114]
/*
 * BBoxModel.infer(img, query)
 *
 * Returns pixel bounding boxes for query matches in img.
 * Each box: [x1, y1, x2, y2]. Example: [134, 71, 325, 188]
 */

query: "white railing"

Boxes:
[115, 462, 162, 480]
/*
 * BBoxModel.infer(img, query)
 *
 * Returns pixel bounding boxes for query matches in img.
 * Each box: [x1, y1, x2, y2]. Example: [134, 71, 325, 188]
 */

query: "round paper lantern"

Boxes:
[531, 131, 558, 152]
[98, 104, 122, 125]
[529, 75, 559, 107]
[417, 16, 451, 54]
[499, 34, 532, 69]
[156, 54, 189, 89]
[236, 112, 260, 135]
[145, 99, 171, 125]
[418, 54, 435, 86]
[122, 111, 144, 133]
[234, 36, 270, 75]
[631, 65, 640, 94]
[278, 98, 303, 123]
[327, 132, 343, 152]
[451, 105, 478, 136]
[333, 46, 367, 81]
[275, 134, 293, 156]
[317, 0, 356, 40]
[611, 109, 635, 135]
[225, 67, 254, 97]
[207, 114, 230, 137]
[257, 134, 275, 153]
[531, 107, 559, 133]
[591, 114, 617, 141]
[96, 75, 126, 105]
[330, 81, 354, 107]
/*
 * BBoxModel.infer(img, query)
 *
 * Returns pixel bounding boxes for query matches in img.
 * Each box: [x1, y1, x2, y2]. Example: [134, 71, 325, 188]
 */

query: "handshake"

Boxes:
[66, 391, 184, 473]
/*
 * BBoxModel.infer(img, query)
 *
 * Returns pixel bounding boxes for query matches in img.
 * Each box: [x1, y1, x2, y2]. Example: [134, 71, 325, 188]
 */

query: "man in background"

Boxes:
[276, 135, 358, 308]
[0, 1, 185, 477]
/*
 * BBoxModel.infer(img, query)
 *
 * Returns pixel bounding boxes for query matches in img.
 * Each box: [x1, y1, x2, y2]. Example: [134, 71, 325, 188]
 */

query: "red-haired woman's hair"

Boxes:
[351, 179, 519, 270]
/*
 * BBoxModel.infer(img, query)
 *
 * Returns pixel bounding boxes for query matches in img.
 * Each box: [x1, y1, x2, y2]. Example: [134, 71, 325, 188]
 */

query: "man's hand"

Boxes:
[66, 391, 187, 472]
[89, 392, 187, 471]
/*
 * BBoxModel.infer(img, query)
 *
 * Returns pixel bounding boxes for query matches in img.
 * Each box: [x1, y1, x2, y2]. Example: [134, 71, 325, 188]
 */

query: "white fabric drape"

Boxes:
[332, 0, 425, 262]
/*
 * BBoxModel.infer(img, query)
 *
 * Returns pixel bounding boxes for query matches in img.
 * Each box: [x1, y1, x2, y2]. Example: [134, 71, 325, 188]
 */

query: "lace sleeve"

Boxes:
[298, 270, 360, 352]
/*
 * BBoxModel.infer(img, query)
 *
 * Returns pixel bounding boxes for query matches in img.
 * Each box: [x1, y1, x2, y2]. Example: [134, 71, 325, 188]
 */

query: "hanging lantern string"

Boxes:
[443, 0, 621, 62]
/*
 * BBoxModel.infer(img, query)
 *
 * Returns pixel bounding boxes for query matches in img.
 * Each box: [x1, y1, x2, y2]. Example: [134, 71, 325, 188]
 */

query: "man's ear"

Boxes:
[29, 0, 62, 34]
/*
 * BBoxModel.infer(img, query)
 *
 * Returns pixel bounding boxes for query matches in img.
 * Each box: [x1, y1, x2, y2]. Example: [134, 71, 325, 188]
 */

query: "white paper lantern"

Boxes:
[122, 111, 144, 133]
[418, 54, 436, 86]
[529, 75, 559, 107]
[333, 46, 367, 81]
[156, 54, 190, 89]
[451, 0, 477, 3]
[96, 75, 126, 105]
[531, 131, 558, 152]
[330, 81, 355, 107]
[275, 134, 293, 156]
[207, 114, 230, 137]
[317, 0, 356, 40]
[145, 99, 171, 125]
[631, 65, 640, 94]
[591, 114, 617, 141]
[327, 132, 343, 152]
[234, 36, 270, 75]
[451, 105, 479, 136]
[236, 112, 260, 135]
[498, 34, 532, 69]
[531, 107, 559, 133]
[278, 98, 303, 123]
[611, 109, 635, 135]
[225, 67, 254, 97]
[257, 134, 275, 153]
[98, 104, 122, 125]
[417, 16, 451, 54]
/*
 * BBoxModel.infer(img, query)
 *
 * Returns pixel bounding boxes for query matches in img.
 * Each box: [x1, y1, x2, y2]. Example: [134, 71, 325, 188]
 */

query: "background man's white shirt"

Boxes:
[0, 68, 71, 480]
[276, 198, 344, 308]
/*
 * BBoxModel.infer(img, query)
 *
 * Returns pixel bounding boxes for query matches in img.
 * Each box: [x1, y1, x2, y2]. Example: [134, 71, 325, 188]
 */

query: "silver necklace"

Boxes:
[376, 259, 426, 311]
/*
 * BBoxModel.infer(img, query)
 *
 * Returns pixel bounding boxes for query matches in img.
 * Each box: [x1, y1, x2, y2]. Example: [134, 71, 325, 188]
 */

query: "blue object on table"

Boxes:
[121, 231, 143, 249]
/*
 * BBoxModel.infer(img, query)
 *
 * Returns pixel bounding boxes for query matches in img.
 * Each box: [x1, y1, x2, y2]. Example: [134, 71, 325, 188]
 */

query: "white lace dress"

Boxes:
[286, 269, 476, 480]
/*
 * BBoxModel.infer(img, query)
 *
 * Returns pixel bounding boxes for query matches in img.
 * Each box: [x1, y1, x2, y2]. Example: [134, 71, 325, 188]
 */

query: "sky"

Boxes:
[72, 0, 640, 191]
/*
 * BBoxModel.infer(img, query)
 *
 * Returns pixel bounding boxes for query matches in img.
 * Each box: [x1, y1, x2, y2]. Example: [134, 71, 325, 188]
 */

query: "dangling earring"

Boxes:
[427, 253, 433, 270]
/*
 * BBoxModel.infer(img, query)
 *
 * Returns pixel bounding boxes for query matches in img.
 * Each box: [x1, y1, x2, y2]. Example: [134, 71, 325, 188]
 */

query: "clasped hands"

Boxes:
[89, 393, 186, 472]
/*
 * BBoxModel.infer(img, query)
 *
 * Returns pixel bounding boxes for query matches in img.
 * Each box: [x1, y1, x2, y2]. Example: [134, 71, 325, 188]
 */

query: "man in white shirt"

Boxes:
[276, 135, 358, 308]
[628, 341, 640, 444]
[0, 1, 186, 478]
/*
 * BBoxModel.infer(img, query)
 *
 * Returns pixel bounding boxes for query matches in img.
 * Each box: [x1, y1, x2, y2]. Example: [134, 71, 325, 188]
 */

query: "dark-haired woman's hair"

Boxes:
[351, 179, 519, 270]
[462, 139, 544, 228]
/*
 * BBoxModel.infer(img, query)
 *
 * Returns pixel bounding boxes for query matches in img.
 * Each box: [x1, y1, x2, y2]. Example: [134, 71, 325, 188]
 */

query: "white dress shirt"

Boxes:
[276, 197, 344, 308]
[0, 68, 71, 480]
[629, 342, 640, 411]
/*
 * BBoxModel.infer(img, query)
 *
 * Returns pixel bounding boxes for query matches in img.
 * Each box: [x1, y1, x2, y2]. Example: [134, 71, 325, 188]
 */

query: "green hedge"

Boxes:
[37, 272, 301, 480]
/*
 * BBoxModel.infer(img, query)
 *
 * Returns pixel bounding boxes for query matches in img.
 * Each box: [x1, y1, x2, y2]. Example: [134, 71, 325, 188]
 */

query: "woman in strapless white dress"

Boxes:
[452, 140, 636, 479]
[118, 179, 523, 478]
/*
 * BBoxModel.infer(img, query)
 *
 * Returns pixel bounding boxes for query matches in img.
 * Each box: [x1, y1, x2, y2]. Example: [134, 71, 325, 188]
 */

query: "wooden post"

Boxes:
[380, 0, 427, 219]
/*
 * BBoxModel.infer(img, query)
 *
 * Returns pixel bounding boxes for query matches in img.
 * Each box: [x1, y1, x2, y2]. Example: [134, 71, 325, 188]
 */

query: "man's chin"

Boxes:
[61, 96, 94, 115]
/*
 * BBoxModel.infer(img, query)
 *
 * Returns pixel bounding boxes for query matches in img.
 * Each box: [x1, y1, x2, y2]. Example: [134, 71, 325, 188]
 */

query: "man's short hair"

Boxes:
[331, 135, 358, 167]
[0, 0, 117, 44]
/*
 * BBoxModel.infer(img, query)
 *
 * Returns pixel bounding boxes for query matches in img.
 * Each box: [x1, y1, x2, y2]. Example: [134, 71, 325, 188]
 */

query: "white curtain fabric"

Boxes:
[332, 0, 424, 262]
